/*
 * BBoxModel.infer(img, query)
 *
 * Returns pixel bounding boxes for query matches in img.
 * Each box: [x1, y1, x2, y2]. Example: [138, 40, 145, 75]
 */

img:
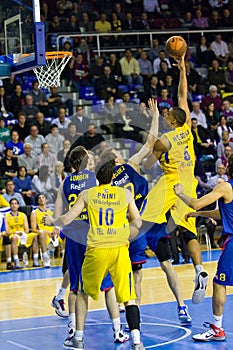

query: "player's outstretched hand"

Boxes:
[173, 183, 183, 195]
[173, 54, 185, 71]
[42, 215, 55, 226]
[148, 98, 159, 119]
[185, 211, 198, 221]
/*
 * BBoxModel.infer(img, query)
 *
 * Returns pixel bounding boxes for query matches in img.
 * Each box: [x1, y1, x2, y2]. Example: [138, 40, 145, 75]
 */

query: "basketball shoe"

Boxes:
[192, 322, 226, 342]
[192, 271, 208, 304]
[51, 296, 69, 318]
[131, 342, 145, 350]
[114, 329, 130, 343]
[178, 305, 192, 325]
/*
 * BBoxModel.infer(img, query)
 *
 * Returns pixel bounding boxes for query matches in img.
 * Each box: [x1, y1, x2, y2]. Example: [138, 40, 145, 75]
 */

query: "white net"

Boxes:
[33, 52, 72, 88]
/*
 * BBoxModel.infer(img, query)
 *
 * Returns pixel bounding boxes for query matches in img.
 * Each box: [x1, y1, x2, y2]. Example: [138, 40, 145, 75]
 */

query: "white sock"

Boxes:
[131, 329, 140, 345]
[112, 317, 121, 332]
[13, 255, 19, 261]
[7, 258, 12, 263]
[56, 287, 66, 300]
[213, 314, 223, 328]
[42, 251, 49, 260]
[75, 330, 84, 341]
[69, 312, 75, 328]
[195, 264, 203, 274]
[33, 254, 39, 260]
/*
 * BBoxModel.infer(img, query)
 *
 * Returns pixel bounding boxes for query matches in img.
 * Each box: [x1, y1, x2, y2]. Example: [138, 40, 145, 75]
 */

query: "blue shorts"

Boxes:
[129, 235, 147, 265]
[214, 235, 233, 286]
[144, 222, 169, 253]
[66, 237, 113, 292]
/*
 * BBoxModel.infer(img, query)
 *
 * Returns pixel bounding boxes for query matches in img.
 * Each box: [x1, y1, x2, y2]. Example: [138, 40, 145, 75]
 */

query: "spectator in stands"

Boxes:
[9, 84, 25, 118]
[90, 56, 105, 85]
[49, 15, 63, 33]
[120, 48, 143, 86]
[156, 88, 173, 111]
[3, 179, 25, 207]
[65, 122, 81, 145]
[137, 12, 151, 45]
[221, 100, 233, 126]
[143, 0, 160, 13]
[0, 148, 18, 180]
[0, 86, 14, 120]
[217, 115, 233, 140]
[153, 49, 171, 75]
[78, 12, 94, 36]
[0, 117, 10, 143]
[110, 12, 122, 46]
[157, 60, 174, 88]
[114, 103, 142, 143]
[69, 53, 90, 93]
[12, 113, 30, 141]
[164, 74, 178, 100]
[51, 161, 67, 199]
[18, 143, 38, 177]
[24, 125, 46, 157]
[69, 105, 90, 133]
[224, 60, 233, 92]
[179, 11, 194, 29]
[190, 101, 208, 129]
[228, 35, 233, 59]
[53, 107, 71, 135]
[95, 65, 121, 100]
[45, 124, 64, 156]
[21, 94, 40, 125]
[38, 143, 57, 174]
[29, 80, 50, 116]
[114, 2, 126, 23]
[77, 122, 105, 151]
[32, 165, 55, 203]
[206, 163, 228, 188]
[57, 139, 71, 163]
[205, 101, 220, 141]
[220, 7, 233, 27]
[76, 38, 96, 65]
[208, 59, 226, 90]
[94, 12, 111, 46]
[5, 198, 36, 269]
[33, 112, 51, 137]
[122, 12, 137, 45]
[47, 86, 73, 117]
[216, 145, 233, 168]
[143, 74, 160, 100]
[66, 13, 80, 32]
[185, 60, 205, 96]
[196, 35, 216, 67]
[211, 34, 229, 66]
[3, 74, 22, 98]
[102, 95, 119, 134]
[147, 38, 164, 63]
[217, 130, 233, 157]
[134, 101, 152, 142]
[193, 9, 209, 29]
[6, 130, 24, 157]
[138, 51, 153, 85]
[191, 117, 215, 159]
[13, 166, 35, 205]
[201, 85, 222, 112]
[108, 53, 122, 83]
[208, 10, 221, 30]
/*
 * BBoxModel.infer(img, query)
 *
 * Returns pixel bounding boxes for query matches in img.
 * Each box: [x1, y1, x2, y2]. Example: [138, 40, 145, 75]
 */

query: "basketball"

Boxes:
[165, 36, 187, 59]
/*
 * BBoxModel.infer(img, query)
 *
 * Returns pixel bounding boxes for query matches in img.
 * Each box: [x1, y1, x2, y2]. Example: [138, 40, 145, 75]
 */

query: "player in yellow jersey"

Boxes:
[4, 198, 37, 269]
[141, 54, 208, 304]
[44, 159, 144, 350]
[30, 194, 59, 268]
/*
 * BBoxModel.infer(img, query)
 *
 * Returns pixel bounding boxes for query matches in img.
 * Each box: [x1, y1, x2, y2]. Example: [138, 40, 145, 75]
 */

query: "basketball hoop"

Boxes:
[33, 51, 73, 88]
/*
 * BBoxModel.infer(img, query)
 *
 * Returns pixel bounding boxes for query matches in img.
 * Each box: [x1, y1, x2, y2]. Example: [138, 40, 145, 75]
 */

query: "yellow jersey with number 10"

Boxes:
[160, 123, 195, 180]
[86, 184, 130, 248]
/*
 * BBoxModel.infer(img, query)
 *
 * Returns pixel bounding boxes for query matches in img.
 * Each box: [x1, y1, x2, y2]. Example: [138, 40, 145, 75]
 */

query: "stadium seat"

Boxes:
[192, 94, 204, 103]
[92, 99, 105, 114]
[118, 84, 128, 93]
[80, 86, 97, 100]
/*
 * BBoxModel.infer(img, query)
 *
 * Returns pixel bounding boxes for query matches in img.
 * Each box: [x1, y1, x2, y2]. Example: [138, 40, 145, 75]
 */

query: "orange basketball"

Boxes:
[165, 36, 187, 59]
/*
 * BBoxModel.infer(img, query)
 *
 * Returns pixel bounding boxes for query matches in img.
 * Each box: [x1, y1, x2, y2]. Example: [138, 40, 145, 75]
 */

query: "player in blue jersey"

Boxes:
[52, 146, 129, 348]
[174, 153, 233, 342]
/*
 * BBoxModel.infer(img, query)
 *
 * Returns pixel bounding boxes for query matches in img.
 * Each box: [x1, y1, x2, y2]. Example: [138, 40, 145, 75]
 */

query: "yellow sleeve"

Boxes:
[0, 195, 9, 208]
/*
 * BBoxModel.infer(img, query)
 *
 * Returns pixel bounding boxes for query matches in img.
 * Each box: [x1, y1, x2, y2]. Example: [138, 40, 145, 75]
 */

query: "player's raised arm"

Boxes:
[54, 182, 65, 218]
[128, 98, 159, 171]
[177, 55, 191, 128]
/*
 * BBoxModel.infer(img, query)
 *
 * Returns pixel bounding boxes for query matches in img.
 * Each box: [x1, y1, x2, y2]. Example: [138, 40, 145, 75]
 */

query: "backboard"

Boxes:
[0, 0, 46, 78]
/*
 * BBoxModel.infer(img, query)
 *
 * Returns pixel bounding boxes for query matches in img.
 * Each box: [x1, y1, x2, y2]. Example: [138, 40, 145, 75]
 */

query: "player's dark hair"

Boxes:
[172, 107, 187, 126]
[99, 148, 116, 164]
[69, 146, 88, 171]
[9, 198, 19, 205]
[96, 159, 115, 184]
[226, 154, 233, 179]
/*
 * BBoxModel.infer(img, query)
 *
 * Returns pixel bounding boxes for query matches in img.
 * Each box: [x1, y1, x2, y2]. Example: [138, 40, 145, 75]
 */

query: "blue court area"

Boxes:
[1, 297, 233, 350]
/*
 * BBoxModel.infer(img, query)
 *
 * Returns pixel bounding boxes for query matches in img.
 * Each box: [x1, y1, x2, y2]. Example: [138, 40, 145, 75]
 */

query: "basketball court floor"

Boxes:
[1, 249, 233, 350]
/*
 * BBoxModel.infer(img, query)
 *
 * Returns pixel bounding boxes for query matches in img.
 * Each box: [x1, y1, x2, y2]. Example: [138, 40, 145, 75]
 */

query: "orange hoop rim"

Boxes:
[21, 51, 73, 60]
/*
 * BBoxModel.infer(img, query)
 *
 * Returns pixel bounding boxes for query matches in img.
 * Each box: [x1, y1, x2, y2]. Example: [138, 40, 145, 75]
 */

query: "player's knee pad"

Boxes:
[182, 229, 197, 244]
[132, 263, 143, 272]
[155, 238, 171, 262]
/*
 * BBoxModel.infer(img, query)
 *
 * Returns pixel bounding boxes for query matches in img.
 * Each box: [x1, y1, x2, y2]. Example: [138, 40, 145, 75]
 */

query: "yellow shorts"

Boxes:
[10, 232, 37, 247]
[82, 245, 136, 303]
[142, 174, 197, 234]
